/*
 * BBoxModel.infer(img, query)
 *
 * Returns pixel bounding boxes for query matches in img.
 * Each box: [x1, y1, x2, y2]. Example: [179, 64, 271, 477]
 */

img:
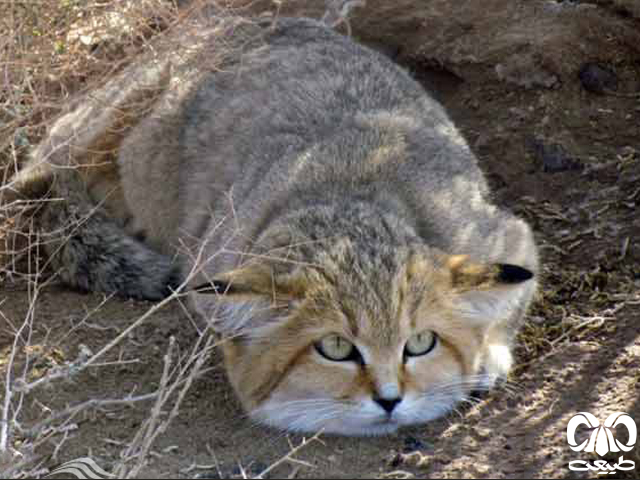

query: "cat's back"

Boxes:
[171, 19, 481, 235]
[119, 17, 532, 272]
[176, 17, 459, 189]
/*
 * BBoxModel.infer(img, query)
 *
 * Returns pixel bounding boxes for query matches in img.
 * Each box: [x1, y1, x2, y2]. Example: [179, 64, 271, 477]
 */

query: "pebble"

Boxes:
[230, 461, 267, 478]
[579, 63, 618, 95]
[403, 435, 425, 452]
[194, 471, 222, 479]
[528, 137, 583, 173]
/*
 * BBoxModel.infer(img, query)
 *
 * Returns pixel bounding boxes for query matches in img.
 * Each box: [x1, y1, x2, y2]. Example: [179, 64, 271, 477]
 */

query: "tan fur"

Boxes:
[212, 235, 534, 435]
[11, 16, 538, 435]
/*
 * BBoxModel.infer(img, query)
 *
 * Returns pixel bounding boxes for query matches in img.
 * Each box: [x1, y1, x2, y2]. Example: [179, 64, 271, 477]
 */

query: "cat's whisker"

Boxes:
[421, 373, 510, 398]
[458, 397, 483, 409]
[250, 398, 350, 434]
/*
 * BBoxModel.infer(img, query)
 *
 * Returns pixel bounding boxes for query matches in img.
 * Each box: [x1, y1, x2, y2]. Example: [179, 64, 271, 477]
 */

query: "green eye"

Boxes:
[315, 334, 359, 362]
[405, 331, 437, 357]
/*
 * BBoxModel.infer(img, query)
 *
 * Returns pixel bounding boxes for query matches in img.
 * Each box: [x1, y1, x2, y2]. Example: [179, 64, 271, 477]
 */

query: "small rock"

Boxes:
[388, 452, 403, 468]
[250, 462, 267, 475]
[403, 436, 425, 452]
[231, 461, 267, 478]
[194, 471, 222, 480]
[528, 137, 583, 173]
[579, 63, 618, 95]
[619, 146, 637, 158]
[475, 427, 493, 439]
[509, 107, 529, 123]
[495, 55, 559, 89]
[470, 389, 490, 401]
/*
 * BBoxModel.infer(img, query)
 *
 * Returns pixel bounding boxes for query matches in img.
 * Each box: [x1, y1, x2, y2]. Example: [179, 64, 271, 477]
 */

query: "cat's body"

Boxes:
[10, 17, 538, 435]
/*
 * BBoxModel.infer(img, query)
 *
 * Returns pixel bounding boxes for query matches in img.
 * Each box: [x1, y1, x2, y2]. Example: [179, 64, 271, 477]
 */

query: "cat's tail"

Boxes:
[4, 60, 179, 300]
[34, 171, 180, 300]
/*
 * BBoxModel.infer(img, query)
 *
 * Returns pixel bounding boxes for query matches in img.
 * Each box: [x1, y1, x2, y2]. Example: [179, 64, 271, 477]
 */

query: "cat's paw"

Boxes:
[478, 343, 513, 390]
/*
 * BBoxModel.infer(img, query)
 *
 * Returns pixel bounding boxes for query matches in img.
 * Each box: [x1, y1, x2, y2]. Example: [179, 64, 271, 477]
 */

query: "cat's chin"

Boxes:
[254, 413, 403, 436]
[326, 421, 402, 437]
[249, 392, 463, 436]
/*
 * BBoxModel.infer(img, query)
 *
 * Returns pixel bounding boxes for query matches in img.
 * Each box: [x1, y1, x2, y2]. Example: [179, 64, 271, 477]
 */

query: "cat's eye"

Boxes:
[315, 334, 360, 362]
[405, 331, 437, 357]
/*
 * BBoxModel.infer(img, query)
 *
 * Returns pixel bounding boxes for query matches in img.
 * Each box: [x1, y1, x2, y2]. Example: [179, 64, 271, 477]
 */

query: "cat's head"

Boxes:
[194, 240, 534, 435]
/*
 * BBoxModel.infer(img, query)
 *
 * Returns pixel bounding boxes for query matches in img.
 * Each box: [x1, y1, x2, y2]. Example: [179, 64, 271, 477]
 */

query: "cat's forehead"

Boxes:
[347, 306, 407, 347]
[306, 238, 449, 345]
[329, 260, 444, 345]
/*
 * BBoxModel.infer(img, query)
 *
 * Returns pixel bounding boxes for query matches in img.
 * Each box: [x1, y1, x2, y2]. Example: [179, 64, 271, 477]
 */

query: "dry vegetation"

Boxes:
[1, 1, 242, 477]
[1, 0, 178, 274]
[0, 2, 353, 477]
[1, 0, 640, 478]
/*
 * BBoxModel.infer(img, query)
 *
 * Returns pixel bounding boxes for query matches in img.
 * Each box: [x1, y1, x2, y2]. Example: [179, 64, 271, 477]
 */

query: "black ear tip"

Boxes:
[497, 264, 534, 283]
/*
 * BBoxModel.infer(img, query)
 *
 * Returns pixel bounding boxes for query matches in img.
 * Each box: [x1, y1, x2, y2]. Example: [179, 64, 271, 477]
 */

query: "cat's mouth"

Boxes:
[332, 415, 402, 436]
[372, 415, 397, 426]
[358, 418, 402, 436]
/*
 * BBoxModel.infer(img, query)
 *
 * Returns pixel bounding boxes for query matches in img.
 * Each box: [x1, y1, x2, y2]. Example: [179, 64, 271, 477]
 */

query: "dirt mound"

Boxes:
[1, 1, 640, 478]
[267, 0, 640, 87]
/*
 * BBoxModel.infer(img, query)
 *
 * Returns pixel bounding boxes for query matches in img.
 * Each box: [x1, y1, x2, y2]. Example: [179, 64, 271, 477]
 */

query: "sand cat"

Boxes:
[8, 16, 538, 435]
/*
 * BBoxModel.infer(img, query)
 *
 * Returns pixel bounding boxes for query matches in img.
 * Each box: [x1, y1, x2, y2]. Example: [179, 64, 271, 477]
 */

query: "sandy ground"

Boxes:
[2, 0, 640, 478]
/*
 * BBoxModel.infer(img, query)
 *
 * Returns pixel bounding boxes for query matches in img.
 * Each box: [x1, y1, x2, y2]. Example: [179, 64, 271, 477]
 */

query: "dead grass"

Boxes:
[0, 2, 334, 477]
[2, 0, 638, 477]
[511, 150, 640, 375]
[1, 0, 175, 283]
[0, 1, 227, 477]
[1, 0, 182, 167]
[0, 203, 220, 477]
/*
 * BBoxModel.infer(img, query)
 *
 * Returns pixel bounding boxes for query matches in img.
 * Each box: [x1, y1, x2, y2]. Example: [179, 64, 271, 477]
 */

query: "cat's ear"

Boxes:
[192, 262, 309, 302]
[190, 261, 311, 335]
[445, 254, 534, 325]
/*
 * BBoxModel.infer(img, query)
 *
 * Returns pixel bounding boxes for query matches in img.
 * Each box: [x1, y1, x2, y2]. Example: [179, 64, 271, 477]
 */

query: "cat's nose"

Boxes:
[373, 396, 402, 414]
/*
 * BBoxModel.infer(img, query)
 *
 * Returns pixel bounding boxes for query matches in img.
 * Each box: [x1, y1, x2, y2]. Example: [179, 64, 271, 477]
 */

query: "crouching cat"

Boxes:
[9, 17, 538, 435]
